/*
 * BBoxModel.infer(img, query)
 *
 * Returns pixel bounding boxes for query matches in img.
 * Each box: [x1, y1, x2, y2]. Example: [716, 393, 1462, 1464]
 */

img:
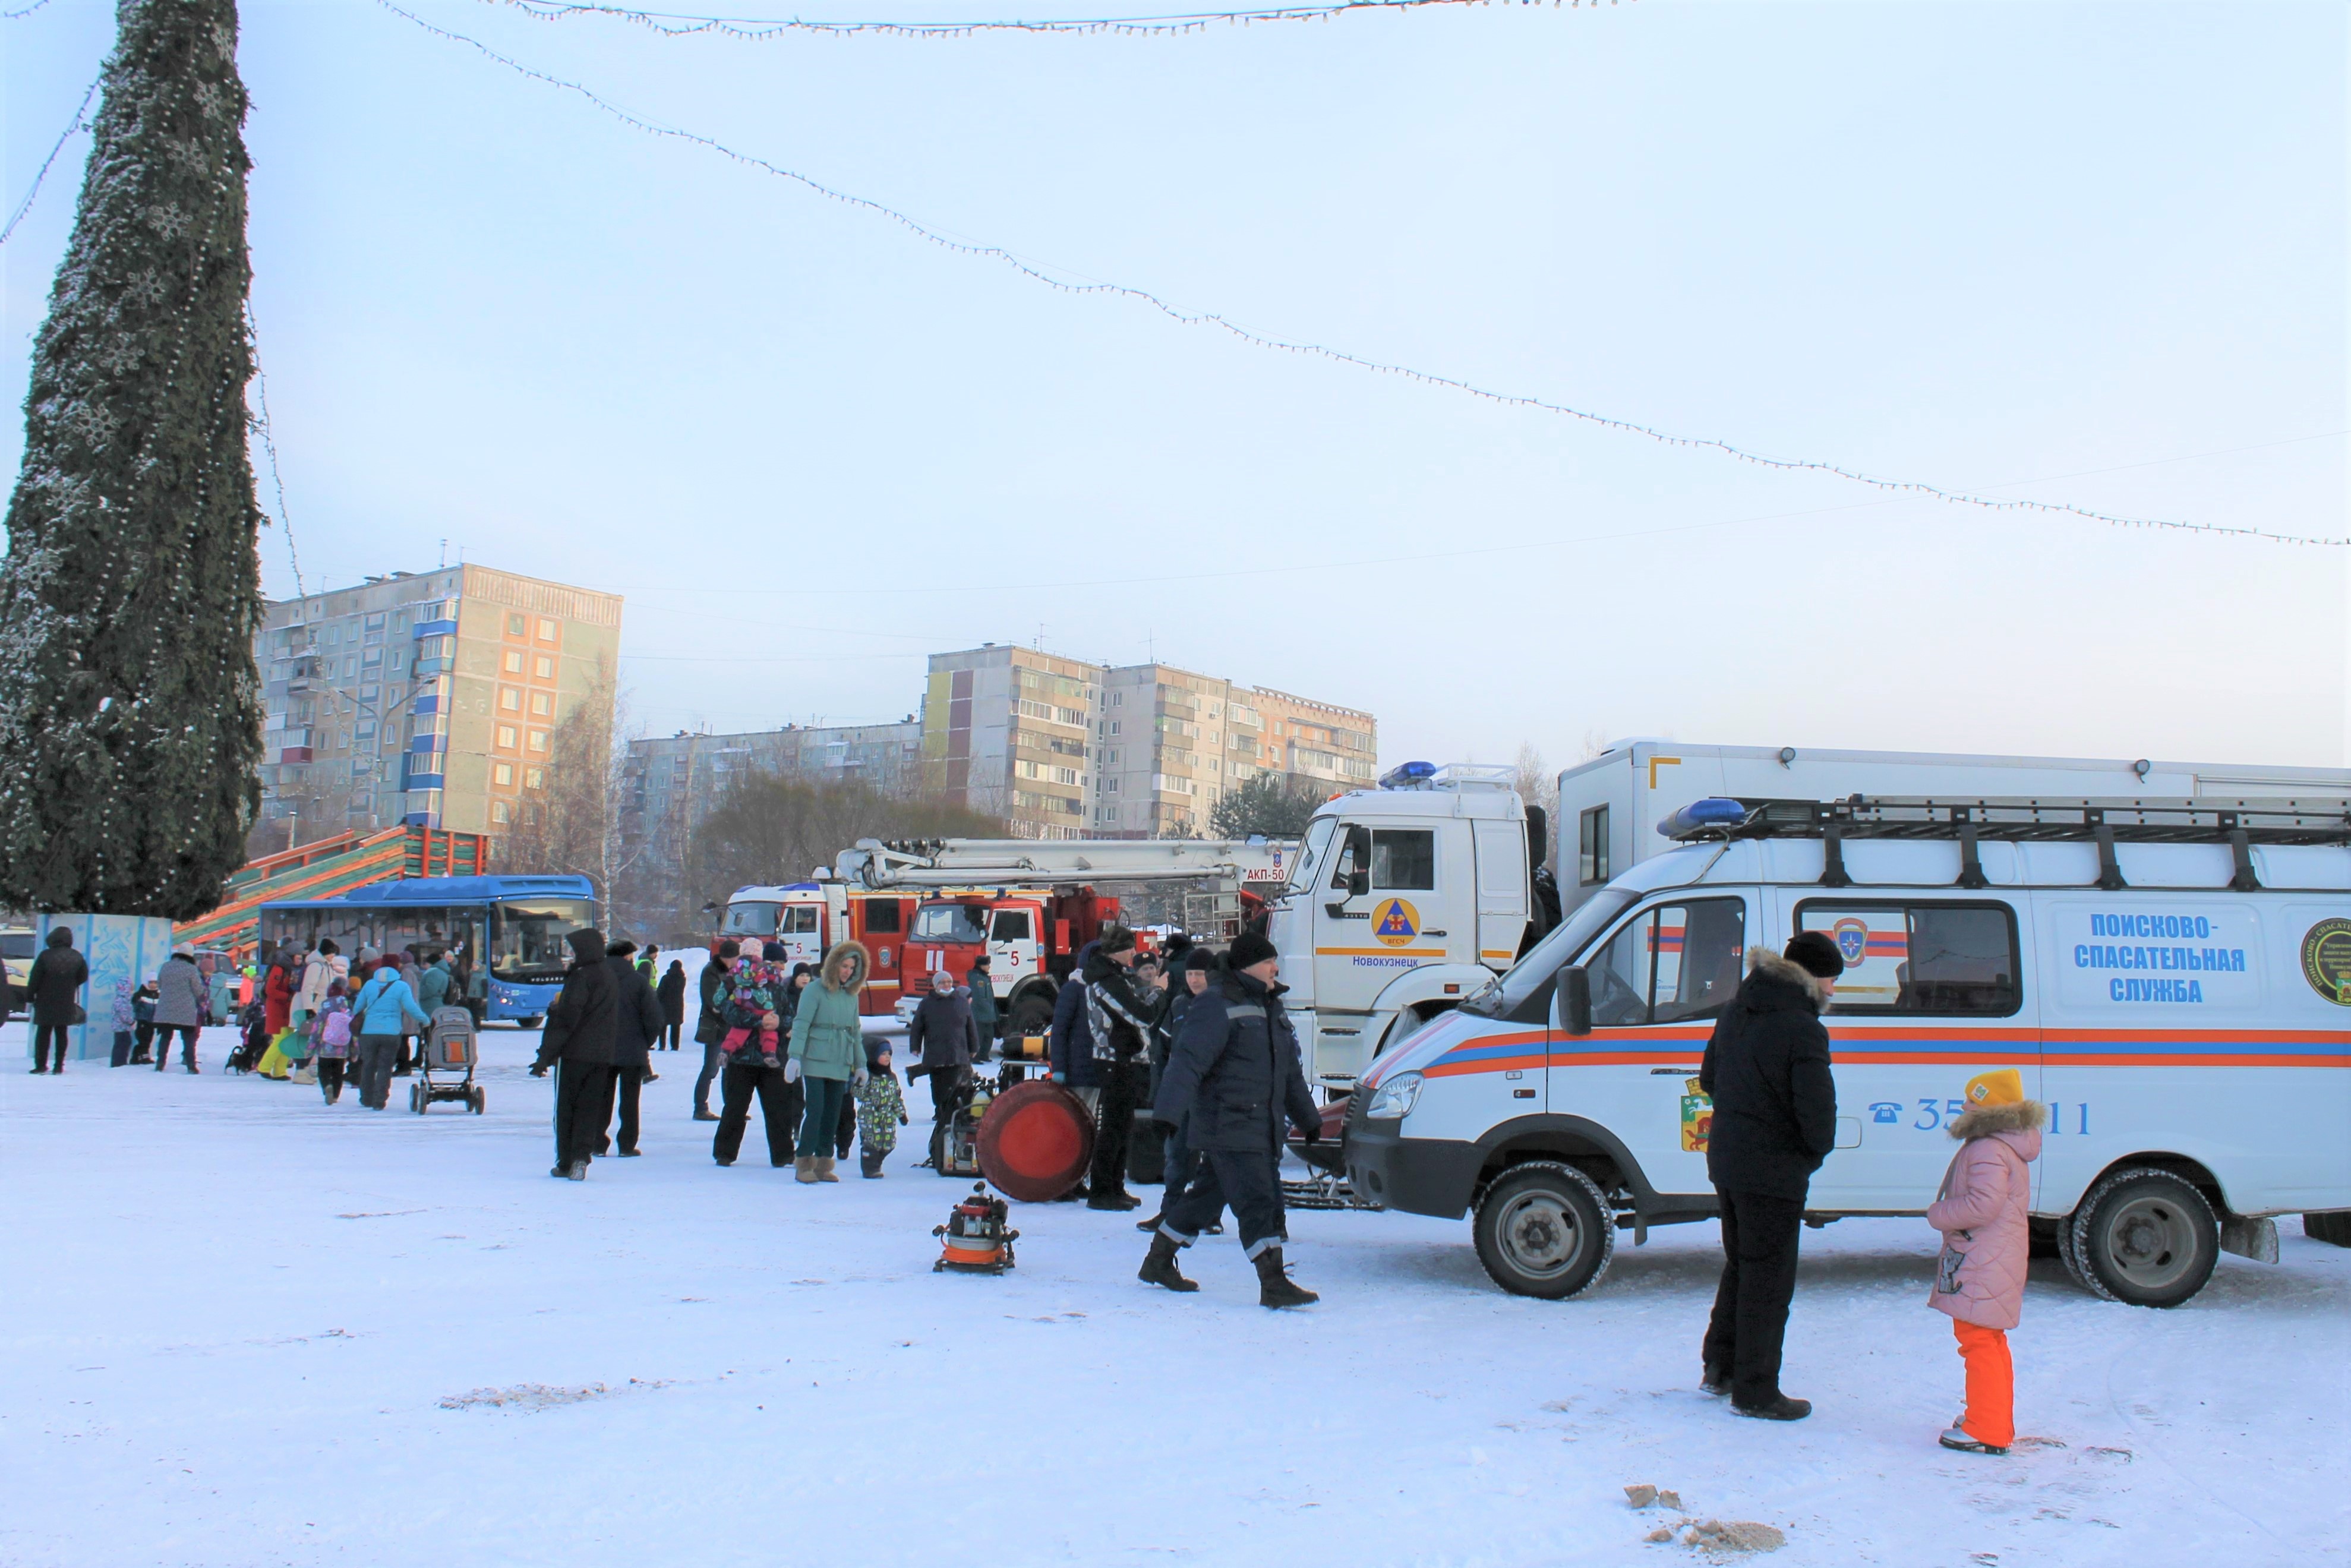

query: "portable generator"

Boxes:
[933, 1183, 1019, 1274]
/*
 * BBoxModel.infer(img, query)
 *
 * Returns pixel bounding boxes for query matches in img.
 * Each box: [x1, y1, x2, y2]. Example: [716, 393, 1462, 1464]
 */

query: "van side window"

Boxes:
[1372, 829, 1435, 891]
[785, 906, 819, 934]
[1587, 900, 1747, 1027]
[1795, 901, 2021, 1017]
[1579, 805, 1611, 886]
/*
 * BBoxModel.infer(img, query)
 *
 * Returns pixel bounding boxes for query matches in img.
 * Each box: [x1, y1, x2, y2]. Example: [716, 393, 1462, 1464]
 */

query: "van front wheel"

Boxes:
[2069, 1168, 2219, 1308]
[1472, 1162, 1614, 1300]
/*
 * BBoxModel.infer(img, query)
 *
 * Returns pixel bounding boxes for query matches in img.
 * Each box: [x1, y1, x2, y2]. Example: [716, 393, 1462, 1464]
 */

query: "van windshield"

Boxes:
[1459, 888, 1636, 1018]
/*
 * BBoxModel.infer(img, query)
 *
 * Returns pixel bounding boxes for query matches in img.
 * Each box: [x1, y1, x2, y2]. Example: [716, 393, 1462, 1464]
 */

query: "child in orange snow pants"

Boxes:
[1925, 1068, 2044, 1454]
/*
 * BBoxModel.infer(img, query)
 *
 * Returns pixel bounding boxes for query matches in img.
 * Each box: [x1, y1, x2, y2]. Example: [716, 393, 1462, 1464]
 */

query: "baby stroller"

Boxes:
[225, 999, 269, 1075]
[411, 1005, 485, 1115]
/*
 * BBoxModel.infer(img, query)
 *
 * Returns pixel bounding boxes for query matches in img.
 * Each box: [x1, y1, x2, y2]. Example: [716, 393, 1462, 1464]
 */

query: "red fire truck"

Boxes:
[717, 881, 923, 1017]
[824, 837, 1295, 1036]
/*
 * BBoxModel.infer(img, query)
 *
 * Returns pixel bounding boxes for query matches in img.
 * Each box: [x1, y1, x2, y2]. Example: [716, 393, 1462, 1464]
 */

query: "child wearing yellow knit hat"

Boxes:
[1924, 1067, 2046, 1455]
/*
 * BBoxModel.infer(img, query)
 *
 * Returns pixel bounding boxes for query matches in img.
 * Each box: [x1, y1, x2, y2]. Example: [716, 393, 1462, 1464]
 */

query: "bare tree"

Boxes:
[686, 772, 1003, 932]
[1514, 742, 1561, 823]
[501, 660, 645, 922]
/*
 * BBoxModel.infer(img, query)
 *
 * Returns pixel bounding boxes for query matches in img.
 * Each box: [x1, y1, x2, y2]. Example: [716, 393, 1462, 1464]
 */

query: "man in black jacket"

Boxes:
[26, 927, 87, 1074]
[595, 939, 666, 1158]
[529, 928, 620, 1179]
[1140, 931, 1323, 1307]
[906, 973, 981, 1163]
[692, 941, 738, 1122]
[1697, 932, 1842, 1421]
[1081, 926, 1163, 1212]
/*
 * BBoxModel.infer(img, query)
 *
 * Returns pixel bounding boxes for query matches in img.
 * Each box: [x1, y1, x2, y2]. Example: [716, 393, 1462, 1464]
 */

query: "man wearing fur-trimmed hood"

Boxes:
[1696, 932, 1843, 1422]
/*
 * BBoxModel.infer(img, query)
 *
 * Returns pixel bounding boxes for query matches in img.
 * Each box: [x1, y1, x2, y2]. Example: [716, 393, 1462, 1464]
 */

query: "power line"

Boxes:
[378, 1, 2343, 547]
[1, 0, 62, 18]
[0, 74, 100, 248]
[491, 0, 1579, 42]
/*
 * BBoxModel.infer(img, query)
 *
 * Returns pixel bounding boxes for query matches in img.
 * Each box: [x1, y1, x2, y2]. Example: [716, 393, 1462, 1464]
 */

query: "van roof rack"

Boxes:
[1658, 794, 2351, 893]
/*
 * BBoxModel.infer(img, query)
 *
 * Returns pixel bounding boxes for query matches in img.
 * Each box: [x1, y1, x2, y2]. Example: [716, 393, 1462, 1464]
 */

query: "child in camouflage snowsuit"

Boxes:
[856, 1043, 910, 1178]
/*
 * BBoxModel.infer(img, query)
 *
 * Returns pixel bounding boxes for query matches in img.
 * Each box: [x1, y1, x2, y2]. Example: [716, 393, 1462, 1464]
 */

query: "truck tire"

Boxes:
[1006, 993, 1054, 1042]
[1471, 1162, 1614, 1301]
[2055, 1211, 2103, 1298]
[2304, 1213, 2351, 1247]
[2068, 1167, 2219, 1308]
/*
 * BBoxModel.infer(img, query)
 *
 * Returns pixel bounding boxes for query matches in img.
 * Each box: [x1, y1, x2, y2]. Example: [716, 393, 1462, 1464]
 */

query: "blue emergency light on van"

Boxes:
[1656, 797, 1750, 838]
[1380, 761, 1438, 790]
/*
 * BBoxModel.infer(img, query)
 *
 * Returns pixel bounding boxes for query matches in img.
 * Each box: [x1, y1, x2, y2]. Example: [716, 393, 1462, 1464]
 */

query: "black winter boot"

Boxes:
[860, 1150, 885, 1178]
[1138, 1233, 1198, 1292]
[1252, 1247, 1319, 1308]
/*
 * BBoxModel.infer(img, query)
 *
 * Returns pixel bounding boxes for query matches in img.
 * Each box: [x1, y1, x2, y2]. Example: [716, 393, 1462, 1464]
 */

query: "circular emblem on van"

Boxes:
[2301, 918, 2351, 1006]
[1372, 898, 1421, 948]
[1831, 917, 1870, 969]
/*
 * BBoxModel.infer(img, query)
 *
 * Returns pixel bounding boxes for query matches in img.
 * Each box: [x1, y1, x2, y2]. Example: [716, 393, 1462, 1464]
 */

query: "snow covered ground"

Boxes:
[4, 1020, 2345, 1568]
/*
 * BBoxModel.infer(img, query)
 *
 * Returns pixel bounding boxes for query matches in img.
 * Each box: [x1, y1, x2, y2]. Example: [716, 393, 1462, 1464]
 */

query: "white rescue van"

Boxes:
[1342, 794, 2351, 1307]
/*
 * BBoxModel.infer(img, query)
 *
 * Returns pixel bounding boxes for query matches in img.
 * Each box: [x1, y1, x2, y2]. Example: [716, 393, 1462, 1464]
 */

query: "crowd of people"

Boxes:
[15, 917, 2040, 1452]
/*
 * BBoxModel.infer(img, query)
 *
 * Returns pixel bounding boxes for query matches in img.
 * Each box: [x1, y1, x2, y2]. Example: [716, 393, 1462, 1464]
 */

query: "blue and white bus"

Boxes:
[258, 875, 597, 1026]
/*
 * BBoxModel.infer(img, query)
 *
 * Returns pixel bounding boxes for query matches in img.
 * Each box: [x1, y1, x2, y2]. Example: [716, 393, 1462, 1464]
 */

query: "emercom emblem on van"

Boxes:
[2301, 918, 2351, 1005]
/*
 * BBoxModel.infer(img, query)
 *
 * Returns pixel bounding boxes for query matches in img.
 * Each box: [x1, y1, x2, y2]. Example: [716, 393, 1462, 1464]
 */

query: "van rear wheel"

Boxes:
[1472, 1162, 1614, 1300]
[2069, 1168, 2219, 1308]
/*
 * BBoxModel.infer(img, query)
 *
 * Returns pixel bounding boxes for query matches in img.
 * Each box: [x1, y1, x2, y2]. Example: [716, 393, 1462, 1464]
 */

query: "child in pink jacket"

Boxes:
[1926, 1067, 2044, 1455]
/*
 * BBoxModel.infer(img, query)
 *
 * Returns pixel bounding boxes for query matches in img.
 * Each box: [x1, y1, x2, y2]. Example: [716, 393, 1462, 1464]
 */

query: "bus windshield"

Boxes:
[491, 898, 596, 980]
[724, 901, 782, 939]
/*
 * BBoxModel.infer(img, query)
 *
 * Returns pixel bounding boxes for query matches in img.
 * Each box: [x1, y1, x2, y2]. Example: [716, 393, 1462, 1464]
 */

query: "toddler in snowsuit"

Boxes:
[719, 962, 783, 1068]
[855, 1044, 910, 1178]
[309, 982, 355, 1105]
[1926, 1067, 2045, 1455]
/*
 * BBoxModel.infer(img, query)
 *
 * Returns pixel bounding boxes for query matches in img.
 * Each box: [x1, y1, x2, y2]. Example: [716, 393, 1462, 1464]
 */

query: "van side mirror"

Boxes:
[1558, 964, 1591, 1036]
[1347, 867, 1370, 898]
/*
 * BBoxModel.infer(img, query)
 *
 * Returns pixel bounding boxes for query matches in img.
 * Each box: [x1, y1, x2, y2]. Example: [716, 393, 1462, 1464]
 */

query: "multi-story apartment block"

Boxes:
[620, 720, 924, 863]
[922, 646, 1375, 840]
[921, 645, 1098, 839]
[255, 565, 623, 843]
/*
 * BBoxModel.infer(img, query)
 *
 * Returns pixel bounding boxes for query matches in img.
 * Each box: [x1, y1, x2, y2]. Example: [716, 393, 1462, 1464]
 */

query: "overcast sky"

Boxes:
[6, 0, 2344, 774]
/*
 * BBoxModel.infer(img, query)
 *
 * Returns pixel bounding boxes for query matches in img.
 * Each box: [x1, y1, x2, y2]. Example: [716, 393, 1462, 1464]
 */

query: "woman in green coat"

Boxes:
[787, 941, 869, 1183]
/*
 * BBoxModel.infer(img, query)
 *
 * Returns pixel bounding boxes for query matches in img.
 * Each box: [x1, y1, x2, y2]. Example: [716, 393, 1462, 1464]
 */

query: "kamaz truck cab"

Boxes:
[1267, 762, 1552, 1094]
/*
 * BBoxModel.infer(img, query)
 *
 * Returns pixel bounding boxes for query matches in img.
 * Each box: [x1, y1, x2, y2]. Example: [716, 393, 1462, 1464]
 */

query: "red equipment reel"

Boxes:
[975, 1079, 1094, 1203]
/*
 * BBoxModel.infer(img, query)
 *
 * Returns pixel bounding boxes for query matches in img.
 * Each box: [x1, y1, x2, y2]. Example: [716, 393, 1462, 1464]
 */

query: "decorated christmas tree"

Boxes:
[0, 0, 264, 918]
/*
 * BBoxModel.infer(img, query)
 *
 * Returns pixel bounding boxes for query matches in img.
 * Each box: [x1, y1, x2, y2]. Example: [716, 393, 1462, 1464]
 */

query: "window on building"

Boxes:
[496, 725, 517, 749]
[343, 657, 358, 678]
[1578, 804, 1611, 887]
[527, 730, 548, 752]
[524, 768, 544, 790]
[504, 650, 524, 673]
[493, 763, 515, 785]
[492, 800, 511, 824]
[507, 613, 526, 636]
[530, 692, 552, 717]
[499, 688, 520, 711]
[535, 655, 554, 679]
[1112, 692, 1123, 706]
[537, 617, 557, 641]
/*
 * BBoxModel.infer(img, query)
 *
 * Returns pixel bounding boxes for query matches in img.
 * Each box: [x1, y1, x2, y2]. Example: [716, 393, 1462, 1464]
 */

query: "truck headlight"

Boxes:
[1364, 1070, 1422, 1121]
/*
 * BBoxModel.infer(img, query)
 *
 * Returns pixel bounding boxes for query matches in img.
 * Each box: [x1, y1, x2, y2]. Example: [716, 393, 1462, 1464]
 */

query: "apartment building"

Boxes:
[256, 565, 623, 843]
[621, 720, 924, 862]
[1093, 667, 1378, 837]
[921, 645, 1096, 838]
[922, 645, 1377, 840]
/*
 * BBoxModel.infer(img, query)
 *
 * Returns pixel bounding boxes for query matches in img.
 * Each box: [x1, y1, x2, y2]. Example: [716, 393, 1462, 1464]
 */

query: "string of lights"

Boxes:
[381, 1, 2342, 547]
[0, 75, 100, 248]
[1, 0, 61, 18]
[490, 0, 1582, 42]
[244, 301, 310, 600]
